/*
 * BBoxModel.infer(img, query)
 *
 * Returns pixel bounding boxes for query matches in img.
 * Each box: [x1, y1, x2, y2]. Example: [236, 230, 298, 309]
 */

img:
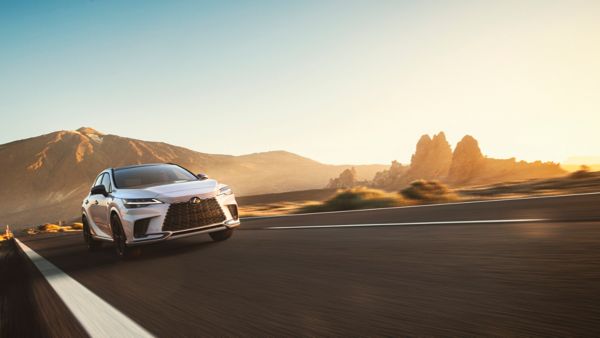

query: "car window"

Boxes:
[114, 165, 198, 188]
[101, 173, 112, 192]
[93, 174, 104, 187]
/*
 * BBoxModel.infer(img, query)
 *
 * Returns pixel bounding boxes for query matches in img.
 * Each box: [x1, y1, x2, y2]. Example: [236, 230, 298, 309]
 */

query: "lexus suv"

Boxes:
[81, 163, 240, 257]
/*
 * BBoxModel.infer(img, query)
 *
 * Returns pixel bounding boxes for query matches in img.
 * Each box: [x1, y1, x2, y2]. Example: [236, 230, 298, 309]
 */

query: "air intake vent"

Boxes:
[134, 218, 151, 238]
[227, 204, 238, 220]
[162, 198, 226, 231]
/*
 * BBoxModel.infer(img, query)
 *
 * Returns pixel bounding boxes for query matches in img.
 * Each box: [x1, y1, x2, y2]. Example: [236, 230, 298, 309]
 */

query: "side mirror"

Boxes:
[196, 173, 208, 180]
[91, 185, 108, 197]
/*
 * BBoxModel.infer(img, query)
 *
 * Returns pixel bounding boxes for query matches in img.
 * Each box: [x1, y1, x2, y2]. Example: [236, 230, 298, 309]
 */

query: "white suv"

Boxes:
[81, 163, 240, 257]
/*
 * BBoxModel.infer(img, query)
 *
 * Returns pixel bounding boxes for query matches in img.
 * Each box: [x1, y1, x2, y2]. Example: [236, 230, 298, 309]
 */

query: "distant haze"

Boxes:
[564, 156, 600, 165]
[1, 1, 599, 164]
[562, 156, 600, 172]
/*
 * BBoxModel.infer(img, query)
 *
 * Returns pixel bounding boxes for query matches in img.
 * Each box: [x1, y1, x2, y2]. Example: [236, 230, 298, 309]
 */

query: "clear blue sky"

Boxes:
[1, 0, 599, 164]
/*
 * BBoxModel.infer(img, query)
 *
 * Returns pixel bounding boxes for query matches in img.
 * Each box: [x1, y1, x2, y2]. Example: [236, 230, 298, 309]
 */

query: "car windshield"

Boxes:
[114, 165, 198, 188]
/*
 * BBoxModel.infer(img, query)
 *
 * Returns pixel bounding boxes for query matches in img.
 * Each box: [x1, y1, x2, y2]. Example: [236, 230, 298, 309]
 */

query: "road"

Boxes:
[17, 193, 600, 336]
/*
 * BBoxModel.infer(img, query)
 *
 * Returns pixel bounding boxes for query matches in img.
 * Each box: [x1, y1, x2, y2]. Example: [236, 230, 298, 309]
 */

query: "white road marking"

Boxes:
[241, 191, 600, 220]
[15, 238, 154, 338]
[266, 218, 548, 230]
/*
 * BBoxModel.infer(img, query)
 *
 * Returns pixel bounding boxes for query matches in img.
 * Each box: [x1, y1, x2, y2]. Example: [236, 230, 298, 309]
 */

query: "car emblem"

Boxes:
[189, 197, 202, 205]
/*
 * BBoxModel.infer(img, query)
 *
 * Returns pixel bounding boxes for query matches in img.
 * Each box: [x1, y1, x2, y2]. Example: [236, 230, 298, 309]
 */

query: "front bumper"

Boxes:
[127, 219, 241, 246]
[119, 193, 240, 245]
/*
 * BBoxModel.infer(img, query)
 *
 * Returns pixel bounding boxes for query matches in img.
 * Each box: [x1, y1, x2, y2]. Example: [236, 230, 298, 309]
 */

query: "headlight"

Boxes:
[123, 198, 163, 208]
[218, 185, 233, 196]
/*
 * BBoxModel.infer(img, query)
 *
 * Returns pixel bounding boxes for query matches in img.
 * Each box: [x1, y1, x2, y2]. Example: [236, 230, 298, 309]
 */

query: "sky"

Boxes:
[1, 0, 599, 165]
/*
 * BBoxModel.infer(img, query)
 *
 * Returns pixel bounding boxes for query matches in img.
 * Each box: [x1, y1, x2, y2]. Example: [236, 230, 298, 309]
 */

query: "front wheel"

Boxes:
[209, 228, 234, 242]
[82, 216, 102, 251]
[111, 214, 130, 258]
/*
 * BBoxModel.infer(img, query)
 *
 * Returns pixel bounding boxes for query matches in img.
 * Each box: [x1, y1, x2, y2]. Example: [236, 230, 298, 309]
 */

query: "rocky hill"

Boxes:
[0, 128, 386, 226]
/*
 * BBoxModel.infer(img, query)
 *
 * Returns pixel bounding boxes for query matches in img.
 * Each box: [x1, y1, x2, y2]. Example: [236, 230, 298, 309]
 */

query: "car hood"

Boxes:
[115, 179, 220, 200]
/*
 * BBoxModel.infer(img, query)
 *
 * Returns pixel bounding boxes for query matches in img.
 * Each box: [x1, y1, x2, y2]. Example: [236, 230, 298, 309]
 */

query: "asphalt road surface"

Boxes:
[17, 193, 600, 336]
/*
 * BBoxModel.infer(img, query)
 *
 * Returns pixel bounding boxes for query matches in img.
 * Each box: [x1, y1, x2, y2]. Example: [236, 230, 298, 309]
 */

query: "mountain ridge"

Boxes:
[0, 127, 386, 226]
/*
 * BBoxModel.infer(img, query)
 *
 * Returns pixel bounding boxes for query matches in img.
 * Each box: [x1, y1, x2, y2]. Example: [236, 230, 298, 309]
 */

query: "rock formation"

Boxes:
[372, 160, 408, 188]
[383, 132, 453, 188]
[447, 135, 484, 184]
[327, 167, 358, 188]
[370, 132, 565, 190]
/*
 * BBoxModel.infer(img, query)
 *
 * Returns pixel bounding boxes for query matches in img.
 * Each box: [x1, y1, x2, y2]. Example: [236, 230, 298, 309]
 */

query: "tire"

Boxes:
[209, 228, 234, 242]
[82, 216, 102, 251]
[111, 214, 130, 258]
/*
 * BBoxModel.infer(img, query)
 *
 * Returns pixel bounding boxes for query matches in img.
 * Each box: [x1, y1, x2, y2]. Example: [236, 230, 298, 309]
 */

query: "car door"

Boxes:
[89, 173, 111, 235]
[88, 174, 104, 228]
[97, 173, 113, 234]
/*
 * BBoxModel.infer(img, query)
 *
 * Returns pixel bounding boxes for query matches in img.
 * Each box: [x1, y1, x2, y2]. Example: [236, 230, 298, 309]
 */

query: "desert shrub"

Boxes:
[301, 187, 402, 212]
[70, 222, 83, 230]
[1, 225, 13, 241]
[38, 224, 63, 232]
[400, 180, 456, 202]
[570, 165, 592, 179]
[32, 223, 82, 234]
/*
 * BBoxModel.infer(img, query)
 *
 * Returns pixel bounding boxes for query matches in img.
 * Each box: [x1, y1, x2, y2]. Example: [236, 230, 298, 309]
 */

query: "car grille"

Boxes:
[162, 198, 226, 232]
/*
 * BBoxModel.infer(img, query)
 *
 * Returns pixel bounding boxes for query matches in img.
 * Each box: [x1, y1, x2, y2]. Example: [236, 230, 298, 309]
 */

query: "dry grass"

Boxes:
[25, 222, 83, 235]
[70, 222, 83, 230]
[459, 171, 600, 197]
[300, 187, 404, 213]
[400, 180, 458, 202]
[240, 201, 321, 217]
[241, 184, 461, 216]
[0, 226, 13, 242]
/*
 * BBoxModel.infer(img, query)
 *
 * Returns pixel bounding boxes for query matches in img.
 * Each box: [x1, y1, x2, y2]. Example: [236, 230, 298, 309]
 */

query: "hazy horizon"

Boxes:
[2, 1, 599, 165]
